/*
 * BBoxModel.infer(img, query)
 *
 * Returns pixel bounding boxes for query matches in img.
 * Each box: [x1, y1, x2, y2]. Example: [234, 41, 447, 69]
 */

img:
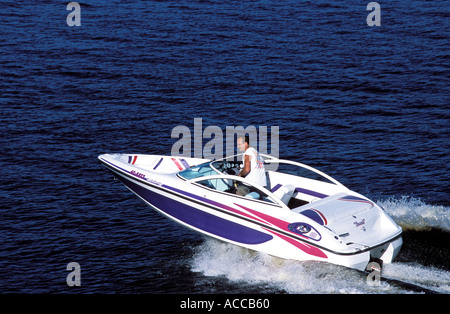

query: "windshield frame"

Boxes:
[177, 160, 219, 180]
[189, 173, 282, 207]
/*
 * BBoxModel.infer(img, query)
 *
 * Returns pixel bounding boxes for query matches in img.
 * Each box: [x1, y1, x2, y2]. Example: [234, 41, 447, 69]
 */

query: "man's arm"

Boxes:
[239, 155, 251, 177]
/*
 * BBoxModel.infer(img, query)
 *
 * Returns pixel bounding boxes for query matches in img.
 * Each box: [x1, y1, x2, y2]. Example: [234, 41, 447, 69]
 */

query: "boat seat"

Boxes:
[272, 184, 295, 205]
[245, 192, 261, 200]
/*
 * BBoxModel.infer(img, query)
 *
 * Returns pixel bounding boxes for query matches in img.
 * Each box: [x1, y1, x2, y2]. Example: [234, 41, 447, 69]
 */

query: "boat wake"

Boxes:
[190, 197, 449, 294]
[378, 196, 449, 232]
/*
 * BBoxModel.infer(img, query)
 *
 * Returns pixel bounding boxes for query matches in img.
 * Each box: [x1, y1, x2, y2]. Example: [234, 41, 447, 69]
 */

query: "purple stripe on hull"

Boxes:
[179, 158, 190, 169]
[116, 175, 273, 245]
[271, 184, 282, 193]
[153, 157, 163, 170]
[299, 209, 326, 226]
[338, 195, 374, 207]
[295, 187, 328, 199]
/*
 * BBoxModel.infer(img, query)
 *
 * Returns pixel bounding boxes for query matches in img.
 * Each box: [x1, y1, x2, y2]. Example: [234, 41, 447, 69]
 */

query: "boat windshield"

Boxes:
[178, 162, 218, 180]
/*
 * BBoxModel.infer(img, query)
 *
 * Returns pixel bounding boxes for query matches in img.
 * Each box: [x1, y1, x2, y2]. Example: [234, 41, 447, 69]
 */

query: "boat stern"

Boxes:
[368, 232, 403, 265]
[294, 192, 403, 271]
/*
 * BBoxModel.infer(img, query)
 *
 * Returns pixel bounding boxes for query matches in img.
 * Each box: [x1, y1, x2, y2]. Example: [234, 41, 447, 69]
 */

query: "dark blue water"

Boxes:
[1, 0, 449, 294]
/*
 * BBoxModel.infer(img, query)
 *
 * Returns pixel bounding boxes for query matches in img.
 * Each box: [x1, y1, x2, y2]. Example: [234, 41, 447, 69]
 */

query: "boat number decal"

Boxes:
[146, 178, 162, 186]
[130, 170, 146, 179]
[129, 169, 162, 186]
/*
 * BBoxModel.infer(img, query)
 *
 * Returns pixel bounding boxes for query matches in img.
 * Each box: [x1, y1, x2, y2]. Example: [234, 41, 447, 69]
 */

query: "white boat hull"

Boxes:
[99, 153, 403, 272]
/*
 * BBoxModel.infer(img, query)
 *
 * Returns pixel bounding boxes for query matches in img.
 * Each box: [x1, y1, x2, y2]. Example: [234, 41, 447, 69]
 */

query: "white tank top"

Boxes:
[244, 147, 267, 187]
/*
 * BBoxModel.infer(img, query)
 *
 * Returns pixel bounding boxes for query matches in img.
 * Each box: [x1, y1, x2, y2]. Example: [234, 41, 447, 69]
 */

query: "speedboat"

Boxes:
[98, 153, 402, 272]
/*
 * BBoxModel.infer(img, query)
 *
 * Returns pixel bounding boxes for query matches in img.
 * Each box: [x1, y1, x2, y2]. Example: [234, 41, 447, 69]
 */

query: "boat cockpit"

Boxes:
[177, 154, 347, 210]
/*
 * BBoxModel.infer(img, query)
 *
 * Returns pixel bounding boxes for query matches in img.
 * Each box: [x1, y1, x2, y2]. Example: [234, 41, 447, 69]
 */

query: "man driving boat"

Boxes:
[237, 135, 267, 187]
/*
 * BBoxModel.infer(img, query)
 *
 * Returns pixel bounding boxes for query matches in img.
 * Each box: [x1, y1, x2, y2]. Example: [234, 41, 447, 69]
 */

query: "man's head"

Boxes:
[237, 135, 249, 152]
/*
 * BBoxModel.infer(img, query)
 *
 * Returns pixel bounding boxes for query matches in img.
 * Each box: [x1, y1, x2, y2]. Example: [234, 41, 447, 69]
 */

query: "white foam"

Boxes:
[383, 262, 450, 294]
[190, 238, 401, 294]
[377, 196, 449, 231]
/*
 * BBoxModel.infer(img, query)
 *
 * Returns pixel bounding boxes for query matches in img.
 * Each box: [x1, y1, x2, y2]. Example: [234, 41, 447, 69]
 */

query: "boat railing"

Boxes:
[259, 153, 346, 188]
[210, 153, 346, 188]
